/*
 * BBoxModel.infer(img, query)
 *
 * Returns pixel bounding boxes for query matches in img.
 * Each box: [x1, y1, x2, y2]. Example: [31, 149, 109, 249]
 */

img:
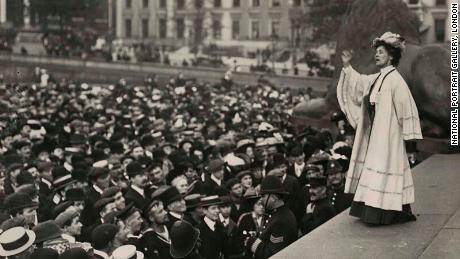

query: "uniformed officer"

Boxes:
[245, 175, 297, 259]
[301, 176, 336, 235]
[325, 160, 353, 214]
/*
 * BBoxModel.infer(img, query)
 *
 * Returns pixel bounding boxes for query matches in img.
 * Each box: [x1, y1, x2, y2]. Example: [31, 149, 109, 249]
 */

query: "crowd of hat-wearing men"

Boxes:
[0, 70, 356, 259]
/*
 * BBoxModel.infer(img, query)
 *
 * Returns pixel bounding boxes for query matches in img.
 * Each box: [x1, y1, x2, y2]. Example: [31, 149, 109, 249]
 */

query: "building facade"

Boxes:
[115, 0, 305, 49]
[404, 0, 453, 44]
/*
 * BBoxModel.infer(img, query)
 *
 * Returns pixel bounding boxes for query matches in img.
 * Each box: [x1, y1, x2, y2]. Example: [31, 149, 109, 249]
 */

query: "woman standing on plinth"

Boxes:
[336, 32, 422, 225]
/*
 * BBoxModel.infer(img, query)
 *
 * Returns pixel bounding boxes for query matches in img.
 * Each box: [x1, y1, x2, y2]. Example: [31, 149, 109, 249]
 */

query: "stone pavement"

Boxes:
[271, 154, 460, 259]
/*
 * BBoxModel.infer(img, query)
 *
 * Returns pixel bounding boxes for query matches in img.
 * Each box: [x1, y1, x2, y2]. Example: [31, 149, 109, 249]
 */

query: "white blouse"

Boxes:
[369, 65, 395, 104]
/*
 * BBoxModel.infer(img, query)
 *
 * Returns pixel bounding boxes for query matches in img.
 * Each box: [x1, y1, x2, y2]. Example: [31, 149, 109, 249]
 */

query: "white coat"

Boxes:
[337, 65, 422, 211]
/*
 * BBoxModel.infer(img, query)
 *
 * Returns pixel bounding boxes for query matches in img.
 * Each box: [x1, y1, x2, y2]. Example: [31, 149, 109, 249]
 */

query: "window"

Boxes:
[252, 0, 260, 7]
[232, 20, 240, 39]
[212, 20, 221, 39]
[195, 0, 203, 9]
[125, 19, 132, 37]
[142, 19, 149, 38]
[435, 0, 446, 6]
[271, 20, 280, 37]
[251, 20, 259, 39]
[233, 0, 240, 7]
[126, 0, 131, 8]
[143, 0, 149, 8]
[177, 0, 185, 9]
[408, 0, 418, 4]
[177, 18, 185, 39]
[159, 19, 167, 38]
[434, 18, 446, 42]
[214, 0, 221, 8]
[293, 0, 301, 6]
[160, 0, 166, 8]
[272, 0, 280, 7]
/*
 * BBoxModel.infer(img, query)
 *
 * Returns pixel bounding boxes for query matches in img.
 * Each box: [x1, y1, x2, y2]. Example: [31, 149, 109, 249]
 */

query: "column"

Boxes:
[116, 0, 123, 38]
[0, 0, 6, 24]
[166, 0, 175, 38]
[108, 0, 113, 36]
[203, 0, 213, 43]
[23, 0, 30, 29]
[221, 11, 231, 41]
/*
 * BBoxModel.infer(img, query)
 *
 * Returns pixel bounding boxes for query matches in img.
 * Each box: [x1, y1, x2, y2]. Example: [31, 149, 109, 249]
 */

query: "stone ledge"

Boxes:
[271, 154, 460, 259]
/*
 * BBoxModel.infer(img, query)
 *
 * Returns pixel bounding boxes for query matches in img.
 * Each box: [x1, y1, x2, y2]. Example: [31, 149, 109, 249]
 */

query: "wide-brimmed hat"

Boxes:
[3, 193, 39, 212]
[91, 223, 118, 250]
[236, 139, 255, 152]
[260, 175, 288, 195]
[0, 227, 36, 257]
[170, 220, 200, 258]
[111, 244, 144, 259]
[372, 32, 406, 50]
[200, 195, 223, 207]
[32, 220, 63, 244]
[184, 194, 204, 209]
[236, 170, 253, 180]
[207, 159, 225, 173]
[158, 186, 183, 207]
[55, 207, 80, 228]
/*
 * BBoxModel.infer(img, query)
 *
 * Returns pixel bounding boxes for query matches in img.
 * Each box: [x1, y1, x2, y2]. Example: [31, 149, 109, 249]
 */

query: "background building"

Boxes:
[115, 0, 306, 51]
[404, 0, 452, 44]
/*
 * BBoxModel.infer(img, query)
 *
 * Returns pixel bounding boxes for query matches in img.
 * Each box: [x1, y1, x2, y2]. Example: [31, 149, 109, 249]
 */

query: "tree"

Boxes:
[301, 0, 354, 45]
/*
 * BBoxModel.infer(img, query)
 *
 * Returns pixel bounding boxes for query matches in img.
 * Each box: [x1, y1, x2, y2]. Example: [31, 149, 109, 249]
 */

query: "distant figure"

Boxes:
[21, 46, 28, 55]
[183, 59, 189, 67]
[294, 66, 299, 75]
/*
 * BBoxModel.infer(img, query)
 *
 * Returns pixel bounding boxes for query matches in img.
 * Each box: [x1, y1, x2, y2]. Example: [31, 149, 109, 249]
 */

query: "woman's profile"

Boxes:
[337, 32, 423, 225]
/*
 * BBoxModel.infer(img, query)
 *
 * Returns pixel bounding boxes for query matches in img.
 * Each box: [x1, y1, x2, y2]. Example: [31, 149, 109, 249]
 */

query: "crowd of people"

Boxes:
[0, 68, 358, 259]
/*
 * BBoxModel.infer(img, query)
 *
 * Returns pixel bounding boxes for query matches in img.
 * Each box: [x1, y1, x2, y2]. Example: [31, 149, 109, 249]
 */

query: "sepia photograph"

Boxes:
[0, 0, 457, 258]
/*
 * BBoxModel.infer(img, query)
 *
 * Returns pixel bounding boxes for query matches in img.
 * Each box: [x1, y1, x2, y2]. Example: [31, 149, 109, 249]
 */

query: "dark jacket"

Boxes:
[286, 163, 308, 187]
[329, 186, 353, 214]
[221, 218, 245, 259]
[281, 174, 302, 221]
[138, 228, 173, 259]
[197, 218, 227, 259]
[249, 205, 298, 259]
[81, 185, 102, 226]
[237, 212, 265, 240]
[301, 198, 336, 235]
[165, 212, 183, 231]
[124, 186, 149, 211]
[202, 176, 225, 196]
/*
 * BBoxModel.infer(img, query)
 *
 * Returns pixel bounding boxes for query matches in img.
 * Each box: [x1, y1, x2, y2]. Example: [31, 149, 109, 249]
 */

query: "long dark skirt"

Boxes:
[349, 201, 416, 225]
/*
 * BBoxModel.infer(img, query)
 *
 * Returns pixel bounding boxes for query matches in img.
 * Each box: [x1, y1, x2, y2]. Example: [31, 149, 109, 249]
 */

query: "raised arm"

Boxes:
[337, 50, 379, 128]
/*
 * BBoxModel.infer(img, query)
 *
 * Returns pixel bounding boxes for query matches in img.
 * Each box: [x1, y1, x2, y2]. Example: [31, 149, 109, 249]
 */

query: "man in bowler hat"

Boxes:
[125, 161, 150, 210]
